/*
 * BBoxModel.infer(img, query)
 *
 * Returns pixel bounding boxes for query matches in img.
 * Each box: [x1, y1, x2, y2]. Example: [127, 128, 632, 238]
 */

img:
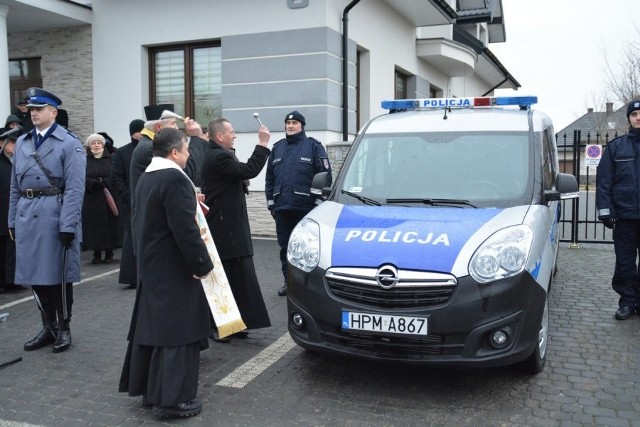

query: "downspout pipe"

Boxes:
[342, 0, 361, 142]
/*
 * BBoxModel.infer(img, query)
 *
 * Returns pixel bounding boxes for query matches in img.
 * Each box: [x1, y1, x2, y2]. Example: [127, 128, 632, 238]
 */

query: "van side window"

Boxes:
[542, 130, 556, 191]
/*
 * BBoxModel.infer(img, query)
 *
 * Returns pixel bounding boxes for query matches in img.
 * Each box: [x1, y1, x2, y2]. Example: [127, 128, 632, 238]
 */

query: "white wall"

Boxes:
[90, 0, 497, 189]
[91, 0, 334, 147]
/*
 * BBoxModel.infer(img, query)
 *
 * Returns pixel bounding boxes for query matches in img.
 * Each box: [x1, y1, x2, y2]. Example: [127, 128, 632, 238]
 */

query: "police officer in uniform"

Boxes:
[265, 111, 332, 296]
[8, 88, 86, 352]
[596, 99, 640, 320]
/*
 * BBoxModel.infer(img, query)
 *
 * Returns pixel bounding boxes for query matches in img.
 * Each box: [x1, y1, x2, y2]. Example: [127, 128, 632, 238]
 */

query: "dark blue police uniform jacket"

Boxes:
[596, 128, 640, 220]
[265, 131, 331, 213]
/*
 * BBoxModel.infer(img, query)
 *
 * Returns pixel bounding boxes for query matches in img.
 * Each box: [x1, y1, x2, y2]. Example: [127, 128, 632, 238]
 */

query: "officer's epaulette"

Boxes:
[308, 136, 323, 145]
[67, 130, 80, 140]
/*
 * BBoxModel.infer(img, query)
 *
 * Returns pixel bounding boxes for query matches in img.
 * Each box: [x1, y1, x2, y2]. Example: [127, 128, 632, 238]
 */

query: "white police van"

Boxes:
[285, 96, 579, 374]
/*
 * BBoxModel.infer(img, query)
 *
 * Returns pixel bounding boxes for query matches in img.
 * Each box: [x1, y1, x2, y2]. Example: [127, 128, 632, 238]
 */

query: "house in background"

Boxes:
[2, 0, 519, 190]
[555, 102, 629, 179]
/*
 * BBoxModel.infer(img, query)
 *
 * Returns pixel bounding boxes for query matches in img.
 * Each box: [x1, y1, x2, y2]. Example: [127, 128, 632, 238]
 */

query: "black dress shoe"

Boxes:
[53, 329, 71, 353]
[153, 400, 202, 418]
[210, 330, 230, 343]
[24, 326, 57, 351]
[615, 306, 635, 320]
[234, 330, 249, 339]
[277, 285, 287, 296]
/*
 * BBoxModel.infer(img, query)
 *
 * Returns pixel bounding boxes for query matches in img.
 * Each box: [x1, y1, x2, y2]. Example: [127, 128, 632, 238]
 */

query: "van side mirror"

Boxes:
[544, 173, 579, 202]
[311, 172, 331, 199]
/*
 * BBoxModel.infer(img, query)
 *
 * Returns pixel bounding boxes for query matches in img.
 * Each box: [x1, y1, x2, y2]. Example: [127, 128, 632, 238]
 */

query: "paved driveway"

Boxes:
[0, 240, 638, 426]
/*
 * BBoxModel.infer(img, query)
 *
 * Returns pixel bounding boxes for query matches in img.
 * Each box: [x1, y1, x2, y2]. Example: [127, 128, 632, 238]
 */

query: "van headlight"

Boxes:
[469, 225, 533, 283]
[287, 218, 320, 273]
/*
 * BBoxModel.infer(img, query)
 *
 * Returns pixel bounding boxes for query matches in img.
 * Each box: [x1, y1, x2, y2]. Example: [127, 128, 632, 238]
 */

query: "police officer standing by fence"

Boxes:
[8, 88, 86, 352]
[265, 111, 331, 296]
[596, 99, 640, 320]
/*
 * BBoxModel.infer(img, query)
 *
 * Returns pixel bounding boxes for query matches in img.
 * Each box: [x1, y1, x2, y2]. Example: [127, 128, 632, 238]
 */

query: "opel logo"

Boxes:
[376, 265, 399, 289]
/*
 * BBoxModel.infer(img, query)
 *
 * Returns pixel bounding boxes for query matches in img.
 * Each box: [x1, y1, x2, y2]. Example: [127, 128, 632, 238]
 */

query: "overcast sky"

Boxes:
[492, 0, 640, 130]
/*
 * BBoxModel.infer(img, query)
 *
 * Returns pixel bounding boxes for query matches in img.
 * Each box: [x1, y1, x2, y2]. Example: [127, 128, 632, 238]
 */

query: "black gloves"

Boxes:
[60, 232, 75, 249]
[600, 217, 616, 229]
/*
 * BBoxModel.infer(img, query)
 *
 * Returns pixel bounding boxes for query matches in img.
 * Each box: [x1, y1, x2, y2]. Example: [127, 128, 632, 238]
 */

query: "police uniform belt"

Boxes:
[21, 188, 61, 198]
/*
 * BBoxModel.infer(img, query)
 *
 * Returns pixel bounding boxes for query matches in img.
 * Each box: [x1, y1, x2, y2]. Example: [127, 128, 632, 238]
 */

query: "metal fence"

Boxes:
[557, 130, 620, 246]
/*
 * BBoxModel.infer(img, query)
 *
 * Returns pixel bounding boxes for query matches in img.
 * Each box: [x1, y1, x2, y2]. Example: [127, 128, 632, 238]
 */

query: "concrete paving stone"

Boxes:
[583, 405, 618, 417]
[593, 417, 631, 427]
[569, 413, 598, 426]
[558, 422, 585, 427]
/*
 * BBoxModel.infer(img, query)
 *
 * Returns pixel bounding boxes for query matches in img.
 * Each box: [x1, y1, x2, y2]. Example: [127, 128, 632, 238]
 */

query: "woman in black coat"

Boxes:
[82, 133, 120, 263]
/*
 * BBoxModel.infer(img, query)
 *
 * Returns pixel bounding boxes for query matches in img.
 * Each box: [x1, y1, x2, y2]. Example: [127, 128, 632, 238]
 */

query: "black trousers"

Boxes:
[0, 235, 16, 288]
[612, 219, 640, 308]
[274, 210, 308, 282]
[32, 283, 73, 322]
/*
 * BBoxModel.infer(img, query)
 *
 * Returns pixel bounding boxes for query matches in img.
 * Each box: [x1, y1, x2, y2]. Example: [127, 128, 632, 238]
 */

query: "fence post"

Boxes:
[570, 129, 580, 248]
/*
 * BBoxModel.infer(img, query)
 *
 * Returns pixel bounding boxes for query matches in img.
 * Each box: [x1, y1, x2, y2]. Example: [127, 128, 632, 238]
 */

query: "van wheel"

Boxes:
[518, 297, 548, 374]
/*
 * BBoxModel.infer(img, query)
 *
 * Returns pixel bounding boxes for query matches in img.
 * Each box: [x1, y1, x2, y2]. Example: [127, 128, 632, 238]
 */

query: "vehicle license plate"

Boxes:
[341, 311, 428, 336]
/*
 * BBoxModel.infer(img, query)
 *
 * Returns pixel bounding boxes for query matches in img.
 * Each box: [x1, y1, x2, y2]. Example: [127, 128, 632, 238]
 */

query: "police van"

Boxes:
[285, 96, 578, 374]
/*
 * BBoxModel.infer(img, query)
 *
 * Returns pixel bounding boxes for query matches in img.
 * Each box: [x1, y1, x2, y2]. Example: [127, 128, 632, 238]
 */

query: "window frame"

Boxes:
[149, 40, 221, 120]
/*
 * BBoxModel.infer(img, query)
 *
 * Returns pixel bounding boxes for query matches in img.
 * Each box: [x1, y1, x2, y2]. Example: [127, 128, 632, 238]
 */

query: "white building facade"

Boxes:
[2, 0, 518, 190]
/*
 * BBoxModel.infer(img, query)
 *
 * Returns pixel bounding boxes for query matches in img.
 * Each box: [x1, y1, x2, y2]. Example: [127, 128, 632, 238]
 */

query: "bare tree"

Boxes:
[603, 27, 640, 104]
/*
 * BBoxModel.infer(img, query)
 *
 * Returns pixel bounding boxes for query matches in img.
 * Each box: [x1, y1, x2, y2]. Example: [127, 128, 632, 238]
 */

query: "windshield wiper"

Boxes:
[385, 198, 477, 208]
[341, 190, 382, 206]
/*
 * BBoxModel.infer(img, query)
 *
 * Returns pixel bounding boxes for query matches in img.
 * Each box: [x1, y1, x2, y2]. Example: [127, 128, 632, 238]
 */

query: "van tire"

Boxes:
[518, 297, 548, 375]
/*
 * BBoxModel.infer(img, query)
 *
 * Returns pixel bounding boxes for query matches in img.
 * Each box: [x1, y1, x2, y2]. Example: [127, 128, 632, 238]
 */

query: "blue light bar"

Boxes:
[381, 96, 538, 110]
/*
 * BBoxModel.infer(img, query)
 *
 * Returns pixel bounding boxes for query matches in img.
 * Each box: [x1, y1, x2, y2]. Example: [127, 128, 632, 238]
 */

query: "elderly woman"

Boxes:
[82, 133, 120, 264]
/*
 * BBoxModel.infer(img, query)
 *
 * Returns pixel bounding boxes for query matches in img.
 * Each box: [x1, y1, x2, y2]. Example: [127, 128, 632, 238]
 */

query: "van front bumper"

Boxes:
[286, 266, 546, 368]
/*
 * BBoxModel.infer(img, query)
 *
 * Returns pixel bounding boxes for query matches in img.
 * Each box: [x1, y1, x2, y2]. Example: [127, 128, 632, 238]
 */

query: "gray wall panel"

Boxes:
[222, 27, 342, 59]
[224, 80, 332, 108]
[219, 26, 356, 134]
[224, 53, 343, 84]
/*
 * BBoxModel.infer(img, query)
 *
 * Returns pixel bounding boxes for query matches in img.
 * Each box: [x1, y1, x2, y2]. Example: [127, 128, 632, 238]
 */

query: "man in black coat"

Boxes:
[119, 127, 213, 418]
[129, 107, 207, 256]
[0, 127, 24, 293]
[201, 118, 272, 340]
[111, 119, 144, 287]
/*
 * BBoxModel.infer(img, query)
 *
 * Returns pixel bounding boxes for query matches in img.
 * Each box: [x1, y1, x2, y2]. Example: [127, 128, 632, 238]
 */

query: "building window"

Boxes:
[150, 42, 221, 125]
[395, 70, 408, 99]
[8, 57, 42, 106]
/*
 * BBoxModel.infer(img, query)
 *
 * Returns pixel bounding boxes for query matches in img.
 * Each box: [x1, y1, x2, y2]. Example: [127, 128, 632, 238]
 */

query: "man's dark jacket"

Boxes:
[596, 127, 640, 220]
[201, 141, 270, 260]
[131, 167, 213, 347]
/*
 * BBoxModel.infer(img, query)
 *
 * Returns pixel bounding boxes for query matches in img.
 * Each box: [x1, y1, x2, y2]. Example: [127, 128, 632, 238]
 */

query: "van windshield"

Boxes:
[339, 132, 532, 207]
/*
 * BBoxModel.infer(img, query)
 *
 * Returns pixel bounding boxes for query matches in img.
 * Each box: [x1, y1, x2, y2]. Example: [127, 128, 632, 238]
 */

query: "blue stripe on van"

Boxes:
[331, 206, 501, 272]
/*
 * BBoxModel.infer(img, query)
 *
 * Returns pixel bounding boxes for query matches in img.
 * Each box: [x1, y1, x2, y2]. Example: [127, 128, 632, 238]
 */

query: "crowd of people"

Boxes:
[2, 86, 333, 418]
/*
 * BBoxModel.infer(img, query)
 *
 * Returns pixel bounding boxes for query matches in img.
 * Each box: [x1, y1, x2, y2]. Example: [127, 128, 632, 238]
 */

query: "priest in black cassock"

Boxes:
[119, 127, 213, 418]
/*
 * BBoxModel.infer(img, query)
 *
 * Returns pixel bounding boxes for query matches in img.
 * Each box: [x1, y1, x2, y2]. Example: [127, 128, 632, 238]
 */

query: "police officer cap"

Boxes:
[627, 99, 640, 122]
[26, 87, 62, 108]
[285, 110, 306, 126]
[0, 126, 23, 141]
